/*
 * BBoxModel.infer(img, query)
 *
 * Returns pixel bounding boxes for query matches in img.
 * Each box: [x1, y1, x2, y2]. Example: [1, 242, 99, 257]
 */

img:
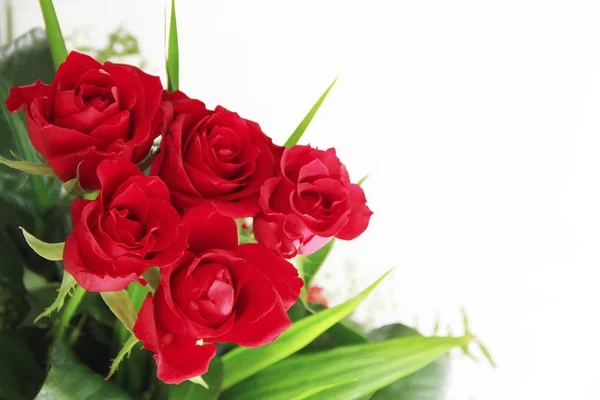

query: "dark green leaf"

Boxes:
[168, 357, 224, 400]
[0, 28, 55, 85]
[0, 29, 59, 214]
[37, 0, 68, 69]
[0, 331, 45, 399]
[34, 339, 133, 399]
[284, 77, 337, 148]
[368, 324, 449, 400]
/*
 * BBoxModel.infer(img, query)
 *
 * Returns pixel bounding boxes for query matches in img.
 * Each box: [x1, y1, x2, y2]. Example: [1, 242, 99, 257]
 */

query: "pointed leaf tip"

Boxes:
[166, 0, 179, 91]
[284, 76, 338, 148]
[20, 227, 64, 260]
[357, 174, 370, 186]
[0, 155, 56, 176]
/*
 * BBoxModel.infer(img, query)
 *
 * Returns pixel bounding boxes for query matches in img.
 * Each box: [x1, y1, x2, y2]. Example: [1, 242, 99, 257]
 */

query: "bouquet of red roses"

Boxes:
[0, 1, 487, 399]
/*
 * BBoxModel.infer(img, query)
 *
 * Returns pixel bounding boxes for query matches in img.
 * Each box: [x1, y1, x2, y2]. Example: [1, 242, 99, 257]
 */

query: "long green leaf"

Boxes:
[0, 155, 55, 176]
[368, 324, 449, 400]
[20, 227, 64, 260]
[38, 0, 68, 69]
[166, 0, 179, 91]
[223, 335, 469, 400]
[283, 76, 337, 148]
[221, 270, 391, 389]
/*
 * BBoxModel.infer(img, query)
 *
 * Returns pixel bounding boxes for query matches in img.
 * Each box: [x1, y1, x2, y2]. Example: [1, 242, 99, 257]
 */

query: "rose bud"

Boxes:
[63, 159, 187, 292]
[254, 145, 372, 258]
[133, 203, 302, 384]
[5, 51, 163, 189]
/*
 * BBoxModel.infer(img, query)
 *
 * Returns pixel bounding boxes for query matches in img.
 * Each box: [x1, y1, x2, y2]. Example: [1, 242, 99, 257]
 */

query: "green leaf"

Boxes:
[357, 174, 370, 186]
[284, 76, 337, 148]
[115, 281, 151, 345]
[20, 227, 64, 261]
[100, 290, 137, 333]
[106, 334, 140, 380]
[287, 301, 369, 353]
[0, 29, 58, 213]
[0, 330, 45, 399]
[223, 334, 469, 400]
[297, 239, 335, 289]
[168, 357, 224, 400]
[368, 324, 449, 400]
[221, 270, 391, 389]
[166, 0, 179, 91]
[34, 339, 133, 399]
[34, 271, 76, 323]
[0, 155, 55, 176]
[477, 340, 496, 368]
[38, 0, 68, 69]
[0, 28, 55, 85]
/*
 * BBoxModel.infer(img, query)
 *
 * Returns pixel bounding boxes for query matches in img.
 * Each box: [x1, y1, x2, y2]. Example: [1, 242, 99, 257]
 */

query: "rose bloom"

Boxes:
[5, 51, 163, 189]
[133, 203, 302, 384]
[254, 145, 372, 258]
[151, 90, 281, 218]
[63, 159, 187, 292]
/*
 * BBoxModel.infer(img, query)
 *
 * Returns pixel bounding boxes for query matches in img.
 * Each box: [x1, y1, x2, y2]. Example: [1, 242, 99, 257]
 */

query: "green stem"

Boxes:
[56, 285, 86, 339]
[6, 0, 13, 43]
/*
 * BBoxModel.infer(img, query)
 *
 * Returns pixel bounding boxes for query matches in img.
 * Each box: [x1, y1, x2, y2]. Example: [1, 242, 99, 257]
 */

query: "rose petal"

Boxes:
[181, 204, 238, 254]
[235, 243, 302, 310]
[133, 294, 160, 352]
[97, 159, 142, 205]
[215, 295, 291, 347]
[336, 183, 373, 240]
[155, 338, 217, 385]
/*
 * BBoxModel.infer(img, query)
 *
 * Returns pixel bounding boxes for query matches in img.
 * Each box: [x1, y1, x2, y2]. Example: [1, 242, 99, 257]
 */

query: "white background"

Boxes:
[5, 0, 600, 398]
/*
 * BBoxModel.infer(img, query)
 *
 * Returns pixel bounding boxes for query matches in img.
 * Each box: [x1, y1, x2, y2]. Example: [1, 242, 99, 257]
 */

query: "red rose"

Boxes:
[63, 160, 187, 292]
[133, 203, 302, 384]
[254, 145, 372, 258]
[151, 91, 280, 217]
[5, 51, 163, 189]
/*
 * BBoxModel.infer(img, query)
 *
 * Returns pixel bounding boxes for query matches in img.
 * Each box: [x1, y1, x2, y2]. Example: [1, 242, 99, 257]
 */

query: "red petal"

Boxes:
[336, 184, 373, 240]
[181, 204, 238, 255]
[5, 80, 50, 112]
[215, 296, 291, 347]
[97, 159, 142, 205]
[133, 294, 160, 352]
[235, 244, 302, 310]
[70, 199, 93, 227]
[155, 339, 217, 384]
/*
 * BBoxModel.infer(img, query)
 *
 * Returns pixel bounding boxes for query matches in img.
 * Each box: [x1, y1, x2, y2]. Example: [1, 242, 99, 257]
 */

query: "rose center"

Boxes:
[189, 266, 235, 327]
[76, 83, 116, 112]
